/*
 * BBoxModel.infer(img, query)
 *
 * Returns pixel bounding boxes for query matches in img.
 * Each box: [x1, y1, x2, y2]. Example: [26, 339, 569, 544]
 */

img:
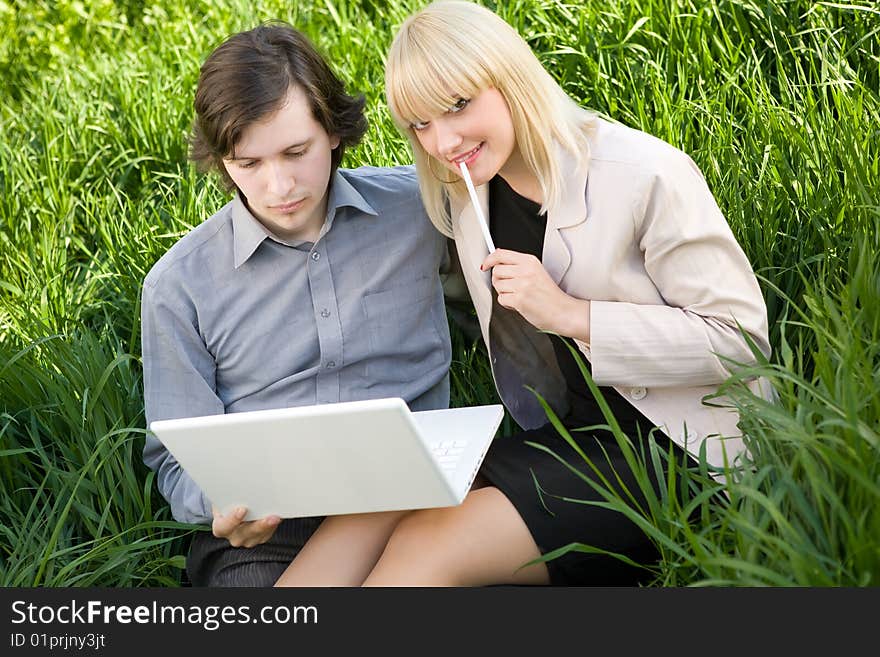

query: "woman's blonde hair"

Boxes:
[385, 0, 596, 236]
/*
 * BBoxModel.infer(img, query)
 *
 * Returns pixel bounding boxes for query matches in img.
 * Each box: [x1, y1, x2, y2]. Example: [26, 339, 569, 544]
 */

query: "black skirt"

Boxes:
[478, 406, 694, 586]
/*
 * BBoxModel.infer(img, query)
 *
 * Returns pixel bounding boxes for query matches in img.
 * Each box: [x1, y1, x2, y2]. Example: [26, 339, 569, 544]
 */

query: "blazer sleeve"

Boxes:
[588, 149, 771, 388]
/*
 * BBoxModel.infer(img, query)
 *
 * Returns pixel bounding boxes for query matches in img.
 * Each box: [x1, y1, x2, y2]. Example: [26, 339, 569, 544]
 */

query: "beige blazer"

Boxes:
[449, 117, 772, 467]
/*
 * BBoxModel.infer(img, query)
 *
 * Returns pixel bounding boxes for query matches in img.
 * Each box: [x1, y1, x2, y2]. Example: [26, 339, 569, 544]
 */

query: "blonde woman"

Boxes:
[275, 0, 771, 587]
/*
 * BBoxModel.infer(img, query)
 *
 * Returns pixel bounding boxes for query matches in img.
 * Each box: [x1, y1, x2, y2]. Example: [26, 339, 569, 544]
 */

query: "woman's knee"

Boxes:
[364, 508, 469, 585]
[364, 487, 548, 586]
[388, 507, 465, 559]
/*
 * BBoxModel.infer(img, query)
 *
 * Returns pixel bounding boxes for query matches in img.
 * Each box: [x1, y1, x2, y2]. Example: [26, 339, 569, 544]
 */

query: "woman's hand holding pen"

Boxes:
[481, 248, 590, 344]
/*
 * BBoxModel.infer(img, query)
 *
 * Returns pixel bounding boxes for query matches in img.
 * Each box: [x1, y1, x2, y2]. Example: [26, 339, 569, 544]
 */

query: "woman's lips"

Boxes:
[452, 143, 483, 167]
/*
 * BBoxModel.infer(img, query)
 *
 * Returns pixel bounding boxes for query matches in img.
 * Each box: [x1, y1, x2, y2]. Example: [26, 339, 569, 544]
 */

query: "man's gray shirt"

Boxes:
[141, 166, 452, 524]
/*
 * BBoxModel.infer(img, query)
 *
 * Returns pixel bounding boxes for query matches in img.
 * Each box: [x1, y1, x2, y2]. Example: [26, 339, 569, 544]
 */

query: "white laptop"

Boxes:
[149, 397, 504, 520]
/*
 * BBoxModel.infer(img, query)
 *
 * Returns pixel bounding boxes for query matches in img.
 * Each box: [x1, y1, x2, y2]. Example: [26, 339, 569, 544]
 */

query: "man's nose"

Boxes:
[266, 161, 294, 197]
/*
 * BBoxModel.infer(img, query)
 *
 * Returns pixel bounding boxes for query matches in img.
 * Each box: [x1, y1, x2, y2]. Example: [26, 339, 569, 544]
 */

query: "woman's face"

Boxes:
[411, 87, 516, 186]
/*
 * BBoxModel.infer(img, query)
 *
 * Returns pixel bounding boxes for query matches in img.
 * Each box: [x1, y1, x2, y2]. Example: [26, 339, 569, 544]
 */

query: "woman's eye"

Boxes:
[449, 98, 470, 113]
[411, 120, 430, 131]
[239, 160, 257, 169]
[286, 150, 305, 159]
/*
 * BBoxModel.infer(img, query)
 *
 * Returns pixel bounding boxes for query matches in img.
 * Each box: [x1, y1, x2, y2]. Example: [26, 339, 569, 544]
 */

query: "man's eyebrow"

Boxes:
[228, 140, 312, 160]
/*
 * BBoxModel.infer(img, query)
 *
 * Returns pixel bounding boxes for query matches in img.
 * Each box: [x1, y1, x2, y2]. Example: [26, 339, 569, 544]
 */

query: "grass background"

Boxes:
[0, 0, 877, 586]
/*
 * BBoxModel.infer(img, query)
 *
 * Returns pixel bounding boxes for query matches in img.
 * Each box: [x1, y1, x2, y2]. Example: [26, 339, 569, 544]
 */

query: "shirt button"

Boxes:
[311, 251, 321, 261]
[629, 386, 647, 401]
[326, 361, 336, 369]
[321, 309, 330, 318]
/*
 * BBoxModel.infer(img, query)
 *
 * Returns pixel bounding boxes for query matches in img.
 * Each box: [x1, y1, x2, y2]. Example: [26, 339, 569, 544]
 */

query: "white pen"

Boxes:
[458, 161, 496, 253]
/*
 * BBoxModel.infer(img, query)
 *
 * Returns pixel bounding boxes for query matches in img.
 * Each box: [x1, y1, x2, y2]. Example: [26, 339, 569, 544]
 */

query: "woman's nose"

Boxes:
[434, 119, 463, 159]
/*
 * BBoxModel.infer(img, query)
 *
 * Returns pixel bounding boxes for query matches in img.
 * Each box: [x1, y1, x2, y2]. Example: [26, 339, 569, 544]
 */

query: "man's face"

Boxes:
[223, 85, 340, 242]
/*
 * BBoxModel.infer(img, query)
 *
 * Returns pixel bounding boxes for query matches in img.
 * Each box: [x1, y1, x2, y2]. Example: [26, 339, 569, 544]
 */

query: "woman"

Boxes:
[275, 0, 771, 586]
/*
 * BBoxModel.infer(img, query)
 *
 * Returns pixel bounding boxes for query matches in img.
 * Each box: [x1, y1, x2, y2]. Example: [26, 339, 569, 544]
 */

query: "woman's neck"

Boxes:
[498, 148, 542, 205]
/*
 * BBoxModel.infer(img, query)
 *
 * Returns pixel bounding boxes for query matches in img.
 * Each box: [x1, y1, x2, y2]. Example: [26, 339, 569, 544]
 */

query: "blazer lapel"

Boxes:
[451, 141, 590, 294]
[542, 143, 590, 285]
[451, 185, 493, 319]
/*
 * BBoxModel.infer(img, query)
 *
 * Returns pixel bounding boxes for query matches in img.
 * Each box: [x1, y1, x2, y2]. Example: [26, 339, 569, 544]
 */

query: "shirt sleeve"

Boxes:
[440, 238, 482, 343]
[141, 280, 223, 525]
[587, 150, 771, 388]
[440, 237, 471, 302]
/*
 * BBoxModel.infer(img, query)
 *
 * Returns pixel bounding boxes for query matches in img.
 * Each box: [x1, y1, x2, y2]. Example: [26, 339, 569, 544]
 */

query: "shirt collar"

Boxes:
[231, 194, 270, 268]
[325, 169, 378, 218]
[231, 170, 378, 268]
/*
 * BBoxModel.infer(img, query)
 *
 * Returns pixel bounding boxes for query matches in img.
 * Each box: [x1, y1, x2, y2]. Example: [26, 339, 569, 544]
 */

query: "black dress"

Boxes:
[477, 175, 694, 585]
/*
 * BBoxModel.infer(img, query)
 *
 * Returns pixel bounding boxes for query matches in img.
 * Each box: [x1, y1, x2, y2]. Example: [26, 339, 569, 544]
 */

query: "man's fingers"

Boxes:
[257, 515, 282, 532]
[212, 506, 247, 537]
[212, 517, 233, 538]
[233, 516, 281, 548]
[213, 506, 280, 545]
[233, 514, 281, 538]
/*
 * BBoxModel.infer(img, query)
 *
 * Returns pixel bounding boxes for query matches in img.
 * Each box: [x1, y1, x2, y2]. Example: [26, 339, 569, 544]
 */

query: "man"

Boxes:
[141, 22, 453, 586]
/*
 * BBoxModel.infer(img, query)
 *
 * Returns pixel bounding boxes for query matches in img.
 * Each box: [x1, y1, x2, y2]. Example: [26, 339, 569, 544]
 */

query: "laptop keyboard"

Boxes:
[430, 440, 468, 472]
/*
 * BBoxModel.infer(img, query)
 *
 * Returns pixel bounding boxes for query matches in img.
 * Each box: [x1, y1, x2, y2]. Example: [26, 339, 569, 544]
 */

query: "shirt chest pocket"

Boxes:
[361, 276, 444, 361]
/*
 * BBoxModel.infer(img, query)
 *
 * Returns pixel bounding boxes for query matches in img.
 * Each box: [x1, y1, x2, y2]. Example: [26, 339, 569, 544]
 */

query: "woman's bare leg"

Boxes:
[274, 510, 410, 587]
[362, 487, 550, 586]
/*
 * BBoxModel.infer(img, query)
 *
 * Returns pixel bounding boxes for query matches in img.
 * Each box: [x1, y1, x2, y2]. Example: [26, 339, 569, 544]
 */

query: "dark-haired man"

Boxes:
[141, 23, 453, 586]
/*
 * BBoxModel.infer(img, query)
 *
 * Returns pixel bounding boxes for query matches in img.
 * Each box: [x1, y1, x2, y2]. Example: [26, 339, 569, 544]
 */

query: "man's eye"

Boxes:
[449, 98, 470, 113]
[411, 120, 430, 131]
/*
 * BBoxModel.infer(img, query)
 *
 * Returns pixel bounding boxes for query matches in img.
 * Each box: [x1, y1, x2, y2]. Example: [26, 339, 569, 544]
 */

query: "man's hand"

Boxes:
[481, 249, 590, 342]
[212, 506, 282, 548]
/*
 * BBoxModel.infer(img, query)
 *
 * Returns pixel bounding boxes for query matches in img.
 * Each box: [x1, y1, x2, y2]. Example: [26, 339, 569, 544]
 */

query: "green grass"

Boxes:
[1, 0, 877, 586]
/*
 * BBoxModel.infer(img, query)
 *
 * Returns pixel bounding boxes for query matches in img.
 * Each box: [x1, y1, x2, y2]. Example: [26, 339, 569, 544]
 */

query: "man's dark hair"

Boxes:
[190, 22, 367, 190]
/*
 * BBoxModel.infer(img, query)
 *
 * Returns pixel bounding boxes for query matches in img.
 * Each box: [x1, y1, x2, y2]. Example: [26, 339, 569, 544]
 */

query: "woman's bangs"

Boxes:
[389, 35, 488, 127]
[390, 64, 456, 127]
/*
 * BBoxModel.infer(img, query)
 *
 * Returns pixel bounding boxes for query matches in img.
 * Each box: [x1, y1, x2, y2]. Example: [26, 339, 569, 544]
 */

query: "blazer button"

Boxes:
[629, 386, 647, 401]
[679, 428, 698, 444]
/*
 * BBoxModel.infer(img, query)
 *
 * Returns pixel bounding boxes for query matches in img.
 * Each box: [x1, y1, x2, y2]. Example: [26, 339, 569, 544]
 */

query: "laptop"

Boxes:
[148, 397, 504, 520]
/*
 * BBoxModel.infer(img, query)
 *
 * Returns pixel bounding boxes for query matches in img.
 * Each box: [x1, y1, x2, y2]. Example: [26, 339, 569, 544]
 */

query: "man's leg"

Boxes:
[198, 560, 291, 587]
[187, 517, 322, 587]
